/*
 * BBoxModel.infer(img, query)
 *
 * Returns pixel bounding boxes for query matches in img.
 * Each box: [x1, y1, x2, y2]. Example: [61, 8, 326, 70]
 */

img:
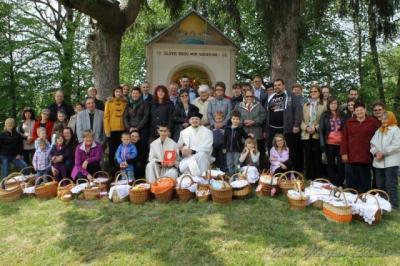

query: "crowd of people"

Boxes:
[0, 76, 399, 209]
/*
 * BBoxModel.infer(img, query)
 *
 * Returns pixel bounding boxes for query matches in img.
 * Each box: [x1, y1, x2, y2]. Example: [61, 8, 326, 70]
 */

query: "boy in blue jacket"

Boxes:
[115, 132, 137, 182]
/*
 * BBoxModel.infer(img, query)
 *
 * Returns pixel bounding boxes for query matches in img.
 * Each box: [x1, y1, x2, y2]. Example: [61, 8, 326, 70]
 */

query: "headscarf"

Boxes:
[379, 111, 398, 134]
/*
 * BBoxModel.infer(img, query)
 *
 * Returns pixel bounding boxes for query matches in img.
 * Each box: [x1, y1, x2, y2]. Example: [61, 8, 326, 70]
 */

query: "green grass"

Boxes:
[0, 193, 399, 266]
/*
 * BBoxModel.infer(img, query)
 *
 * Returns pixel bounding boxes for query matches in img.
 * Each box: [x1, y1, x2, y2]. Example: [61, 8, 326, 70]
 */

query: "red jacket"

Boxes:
[32, 120, 53, 141]
[340, 116, 379, 164]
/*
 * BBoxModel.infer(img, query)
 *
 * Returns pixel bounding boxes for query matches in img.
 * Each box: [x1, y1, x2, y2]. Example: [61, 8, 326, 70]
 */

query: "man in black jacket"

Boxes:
[265, 78, 303, 171]
[47, 90, 74, 122]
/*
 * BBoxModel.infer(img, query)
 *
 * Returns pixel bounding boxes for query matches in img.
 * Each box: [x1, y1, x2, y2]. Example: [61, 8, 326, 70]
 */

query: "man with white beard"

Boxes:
[178, 111, 213, 176]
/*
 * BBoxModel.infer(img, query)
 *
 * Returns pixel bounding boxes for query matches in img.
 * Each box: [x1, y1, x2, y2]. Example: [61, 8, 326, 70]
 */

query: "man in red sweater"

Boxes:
[341, 100, 380, 193]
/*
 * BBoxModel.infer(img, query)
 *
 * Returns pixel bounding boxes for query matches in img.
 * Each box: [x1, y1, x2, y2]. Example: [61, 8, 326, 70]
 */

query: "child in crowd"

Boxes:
[52, 111, 68, 144]
[211, 111, 226, 171]
[239, 138, 260, 168]
[32, 139, 51, 176]
[115, 132, 138, 182]
[34, 128, 50, 150]
[50, 134, 69, 181]
[224, 111, 251, 175]
[269, 134, 292, 174]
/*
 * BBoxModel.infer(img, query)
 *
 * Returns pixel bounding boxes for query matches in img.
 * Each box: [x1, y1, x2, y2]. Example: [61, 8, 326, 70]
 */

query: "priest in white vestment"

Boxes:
[178, 111, 213, 176]
[145, 123, 180, 183]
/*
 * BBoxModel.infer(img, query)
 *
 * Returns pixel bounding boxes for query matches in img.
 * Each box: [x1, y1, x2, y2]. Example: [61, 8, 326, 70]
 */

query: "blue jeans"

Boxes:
[0, 155, 28, 179]
[121, 164, 134, 182]
[36, 167, 51, 177]
[375, 166, 399, 209]
[226, 152, 241, 175]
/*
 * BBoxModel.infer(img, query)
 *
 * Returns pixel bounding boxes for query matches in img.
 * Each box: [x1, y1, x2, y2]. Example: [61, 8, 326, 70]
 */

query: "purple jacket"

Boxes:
[71, 141, 103, 179]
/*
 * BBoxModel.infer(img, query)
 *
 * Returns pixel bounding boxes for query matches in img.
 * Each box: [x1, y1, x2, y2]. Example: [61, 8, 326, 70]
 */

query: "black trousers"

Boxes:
[22, 149, 35, 165]
[302, 138, 322, 180]
[257, 139, 267, 170]
[75, 162, 101, 179]
[108, 131, 124, 170]
[286, 132, 303, 172]
[326, 144, 344, 186]
[347, 163, 372, 193]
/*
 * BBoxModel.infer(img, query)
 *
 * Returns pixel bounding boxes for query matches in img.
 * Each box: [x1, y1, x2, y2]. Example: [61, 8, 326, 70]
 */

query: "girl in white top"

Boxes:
[239, 138, 260, 168]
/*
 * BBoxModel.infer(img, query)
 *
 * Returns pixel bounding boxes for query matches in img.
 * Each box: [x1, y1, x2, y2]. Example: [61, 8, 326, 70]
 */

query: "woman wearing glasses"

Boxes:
[300, 84, 326, 180]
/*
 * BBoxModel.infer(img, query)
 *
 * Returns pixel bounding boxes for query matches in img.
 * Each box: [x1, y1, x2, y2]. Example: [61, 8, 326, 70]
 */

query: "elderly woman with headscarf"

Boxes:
[370, 111, 400, 209]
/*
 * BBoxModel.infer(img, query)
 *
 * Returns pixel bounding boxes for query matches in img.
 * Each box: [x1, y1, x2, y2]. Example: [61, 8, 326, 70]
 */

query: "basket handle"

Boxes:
[311, 178, 332, 186]
[283, 170, 304, 181]
[366, 189, 390, 202]
[20, 166, 35, 175]
[278, 173, 289, 183]
[229, 173, 242, 183]
[178, 174, 194, 189]
[35, 174, 56, 187]
[271, 172, 283, 185]
[132, 178, 148, 186]
[58, 178, 74, 188]
[115, 172, 129, 185]
[76, 178, 88, 185]
[93, 171, 110, 180]
[294, 181, 305, 198]
[329, 187, 349, 206]
[1, 176, 18, 189]
[216, 174, 227, 189]
[260, 169, 270, 175]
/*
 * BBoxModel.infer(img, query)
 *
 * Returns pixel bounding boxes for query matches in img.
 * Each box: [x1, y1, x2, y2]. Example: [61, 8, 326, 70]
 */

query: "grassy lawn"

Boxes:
[1, 193, 399, 266]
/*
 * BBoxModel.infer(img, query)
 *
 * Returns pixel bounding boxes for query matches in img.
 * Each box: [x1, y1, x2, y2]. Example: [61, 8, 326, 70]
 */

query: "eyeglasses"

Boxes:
[373, 108, 383, 112]
[180, 94, 189, 98]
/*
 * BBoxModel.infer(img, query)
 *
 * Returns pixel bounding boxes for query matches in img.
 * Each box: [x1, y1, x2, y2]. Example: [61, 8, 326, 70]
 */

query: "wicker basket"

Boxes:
[259, 172, 282, 197]
[323, 188, 352, 224]
[354, 189, 389, 225]
[210, 175, 232, 204]
[151, 177, 176, 203]
[57, 178, 74, 198]
[129, 179, 151, 204]
[0, 176, 23, 202]
[110, 173, 130, 203]
[176, 174, 195, 202]
[229, 173, 250, 199]
[83, 179, 101, 200]
[35, 175, 58, 199]
[311, 178, 334, 209]
[278, 171, 305, 195]
[93, 171, 111, 192]
[287, 181, 308, 210]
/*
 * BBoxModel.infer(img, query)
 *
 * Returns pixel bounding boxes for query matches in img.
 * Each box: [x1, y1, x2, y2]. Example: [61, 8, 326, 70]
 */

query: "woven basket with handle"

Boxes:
[323, 187, 353, 224]
[287, 181, 308, 210]
[0, 176, 23, 202]
[35, 175, 58, 199]
[354, 189, 390, 225]
[57, 178, 74, 198]
[278, 171, 304, 195]
[210, 175, 232, 204]
[176, 174, 195, 202]
[229, 173, 250, 199]
[129, 179, 150, 204]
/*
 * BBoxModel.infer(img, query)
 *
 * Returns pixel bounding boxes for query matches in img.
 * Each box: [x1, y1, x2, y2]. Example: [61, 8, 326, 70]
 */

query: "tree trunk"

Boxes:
[87, 25, 122, 100]
[270, 0, 303, 88]
[368, 2, 385, 104]
[59, 8, 79, 102]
